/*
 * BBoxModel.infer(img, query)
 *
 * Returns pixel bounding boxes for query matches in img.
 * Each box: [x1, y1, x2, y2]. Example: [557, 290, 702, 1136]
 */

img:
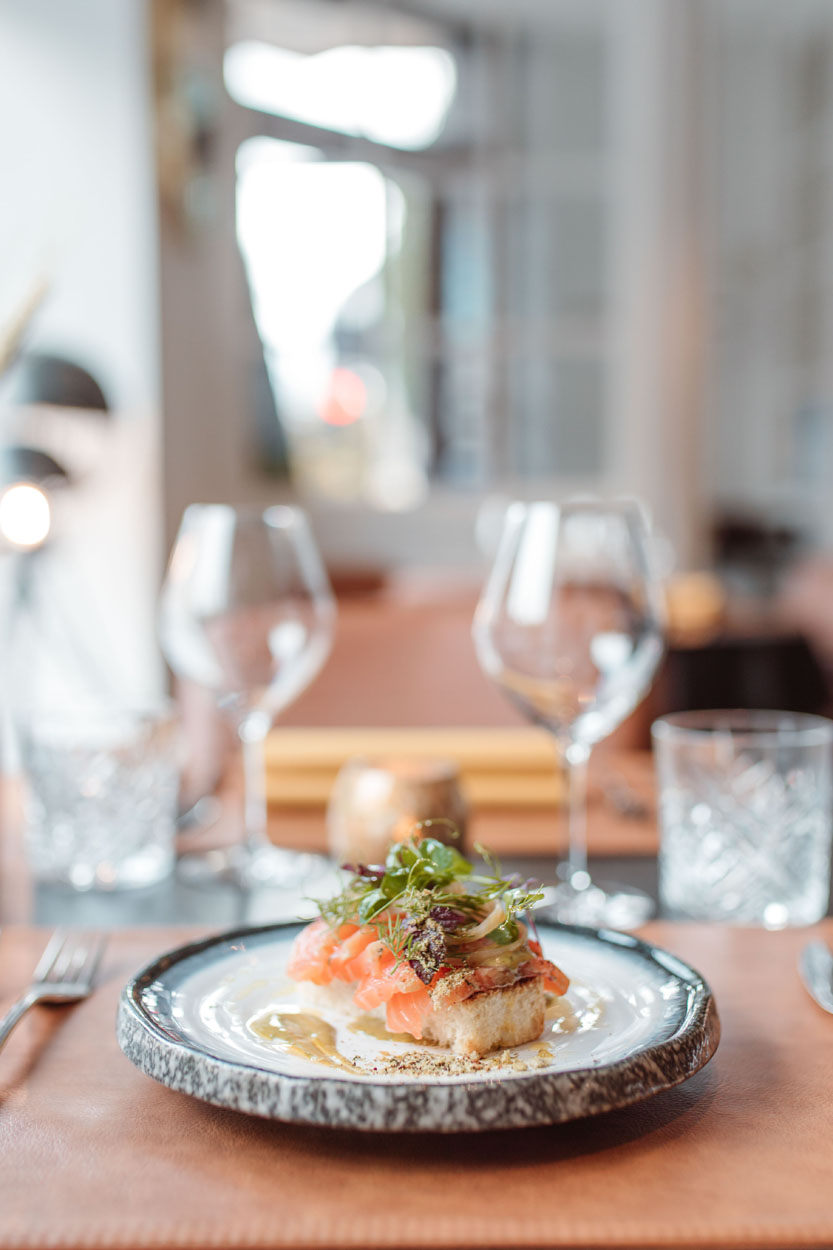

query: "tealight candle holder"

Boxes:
[326, 756, 468, 865]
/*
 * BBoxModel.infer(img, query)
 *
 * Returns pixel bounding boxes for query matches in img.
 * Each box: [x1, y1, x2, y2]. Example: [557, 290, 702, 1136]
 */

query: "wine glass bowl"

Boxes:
[473, 499, 664, 928]
[159, 504, 336, 888]
[161, 506, 334, 716]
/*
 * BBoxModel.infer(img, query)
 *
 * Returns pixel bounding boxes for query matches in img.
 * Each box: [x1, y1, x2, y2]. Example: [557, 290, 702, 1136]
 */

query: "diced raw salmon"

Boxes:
[385, 984, 433, 1038]
[285, 919, 340, 985]
[354, 956, 423, 1010]
[286, 916, 571, 1045]
[329, 927, 379, 981]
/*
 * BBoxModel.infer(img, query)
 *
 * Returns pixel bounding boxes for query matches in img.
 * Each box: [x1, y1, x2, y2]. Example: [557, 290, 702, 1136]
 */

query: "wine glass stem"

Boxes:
[564, 740, 591, 886]
[240, 716, 271, 855]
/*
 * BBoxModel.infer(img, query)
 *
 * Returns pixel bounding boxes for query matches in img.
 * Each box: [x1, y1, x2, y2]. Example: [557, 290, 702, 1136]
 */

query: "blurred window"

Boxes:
[222, 4, 610, 507]
[225, 41, 457, 150]
[708, 3, 833, 547]
[236, 137, 431, 507]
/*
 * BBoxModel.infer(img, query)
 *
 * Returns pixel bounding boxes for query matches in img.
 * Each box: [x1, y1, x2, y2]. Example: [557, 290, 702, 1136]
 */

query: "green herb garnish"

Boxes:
[313, 829, 545, 984]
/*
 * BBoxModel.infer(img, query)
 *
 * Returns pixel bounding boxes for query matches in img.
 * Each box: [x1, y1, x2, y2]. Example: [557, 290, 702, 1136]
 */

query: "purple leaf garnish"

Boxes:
[408, 958, 435, 985]
[341, 863, 385, 880]
[429, 905, 469, 930]
[403, 916, 447, 984]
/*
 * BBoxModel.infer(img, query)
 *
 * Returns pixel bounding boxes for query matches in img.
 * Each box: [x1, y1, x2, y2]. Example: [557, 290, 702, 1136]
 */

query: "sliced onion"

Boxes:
[455, 921, 528, 964]
[454, 900, 505, 943]
[466, 935, 527, 964]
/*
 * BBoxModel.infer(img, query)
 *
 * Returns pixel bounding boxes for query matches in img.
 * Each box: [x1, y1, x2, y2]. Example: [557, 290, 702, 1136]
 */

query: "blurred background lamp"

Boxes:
[0, 481, 51, 550]
[0, 445, 68, 552]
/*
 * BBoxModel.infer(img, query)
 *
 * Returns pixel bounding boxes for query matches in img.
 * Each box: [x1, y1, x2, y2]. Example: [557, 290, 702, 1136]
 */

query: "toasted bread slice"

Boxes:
[421, 977, 545, 1057]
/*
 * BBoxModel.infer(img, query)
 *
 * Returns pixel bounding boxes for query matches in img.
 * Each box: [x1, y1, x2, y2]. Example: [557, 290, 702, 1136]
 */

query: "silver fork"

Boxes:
[0, 929, 107, 1052]
[798, 939, 833, 1015]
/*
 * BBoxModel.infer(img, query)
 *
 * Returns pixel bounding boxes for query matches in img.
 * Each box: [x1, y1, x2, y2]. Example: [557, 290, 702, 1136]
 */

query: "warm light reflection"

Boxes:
[319, 368, 367, 426]
[0, 482, 51, 549]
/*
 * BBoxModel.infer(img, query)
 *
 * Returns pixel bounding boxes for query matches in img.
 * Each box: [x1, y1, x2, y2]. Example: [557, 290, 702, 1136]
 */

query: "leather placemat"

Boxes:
[2, 921, 832, 1250]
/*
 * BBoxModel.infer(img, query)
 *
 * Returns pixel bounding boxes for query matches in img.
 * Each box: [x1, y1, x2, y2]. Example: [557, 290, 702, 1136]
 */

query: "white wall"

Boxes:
[0, 0, 165, 703]
[0, 0, 159, 412]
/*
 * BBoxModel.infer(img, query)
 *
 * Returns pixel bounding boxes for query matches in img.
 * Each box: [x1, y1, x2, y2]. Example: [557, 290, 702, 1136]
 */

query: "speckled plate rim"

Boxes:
[116, 921, 720, 1133]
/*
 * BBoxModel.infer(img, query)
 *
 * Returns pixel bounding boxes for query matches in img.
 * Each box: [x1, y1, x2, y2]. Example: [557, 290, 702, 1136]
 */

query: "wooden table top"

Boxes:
[2, 921, 832, 1250]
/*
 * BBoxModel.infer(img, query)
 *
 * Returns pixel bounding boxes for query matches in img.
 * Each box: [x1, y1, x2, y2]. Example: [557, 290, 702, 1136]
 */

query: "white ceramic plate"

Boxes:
[117, 921, 719, 1132]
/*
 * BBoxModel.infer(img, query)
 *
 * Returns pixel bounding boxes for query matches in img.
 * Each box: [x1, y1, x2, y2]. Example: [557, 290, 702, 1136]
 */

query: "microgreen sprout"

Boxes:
[314, 828, 545, 983]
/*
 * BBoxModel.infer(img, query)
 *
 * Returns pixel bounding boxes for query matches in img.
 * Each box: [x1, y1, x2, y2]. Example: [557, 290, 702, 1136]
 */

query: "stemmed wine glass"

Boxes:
[473, 498, 665, 928]
[159, 504, 336, 888]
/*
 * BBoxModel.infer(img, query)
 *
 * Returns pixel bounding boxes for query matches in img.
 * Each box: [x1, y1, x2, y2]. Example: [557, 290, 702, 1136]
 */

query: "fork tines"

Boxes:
[33, 930, 107, 987]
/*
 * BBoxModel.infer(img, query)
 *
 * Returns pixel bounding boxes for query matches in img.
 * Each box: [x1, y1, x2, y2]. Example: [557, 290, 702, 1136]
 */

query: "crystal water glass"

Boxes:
[653, 711, 833, 927]
[20, 706, 179, 891]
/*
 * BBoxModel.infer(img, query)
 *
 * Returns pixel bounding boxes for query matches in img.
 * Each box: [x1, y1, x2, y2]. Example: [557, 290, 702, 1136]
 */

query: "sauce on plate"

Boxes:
[248, 1006, 361, 1072]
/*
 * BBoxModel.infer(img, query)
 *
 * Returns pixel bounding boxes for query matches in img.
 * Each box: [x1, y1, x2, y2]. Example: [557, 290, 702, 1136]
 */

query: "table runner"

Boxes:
[264, 747, 658, 859]
[265, 727, 567, 807]
[2, 922, 832, 1250]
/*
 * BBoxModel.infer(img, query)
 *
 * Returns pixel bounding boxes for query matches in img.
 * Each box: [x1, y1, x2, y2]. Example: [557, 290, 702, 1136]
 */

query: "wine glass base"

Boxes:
[538, 877, 655, 930]
[176, 843, 329, 893]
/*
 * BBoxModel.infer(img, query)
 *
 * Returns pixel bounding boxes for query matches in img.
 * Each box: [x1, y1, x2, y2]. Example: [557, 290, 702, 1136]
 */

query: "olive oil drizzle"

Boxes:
[544, 993, 580, 1034]
[248, 988, 603, 1074]
[347, 1014, 433, 1046]
[544, 983, 604, 1034]
[248, 1008, 361, 1073]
